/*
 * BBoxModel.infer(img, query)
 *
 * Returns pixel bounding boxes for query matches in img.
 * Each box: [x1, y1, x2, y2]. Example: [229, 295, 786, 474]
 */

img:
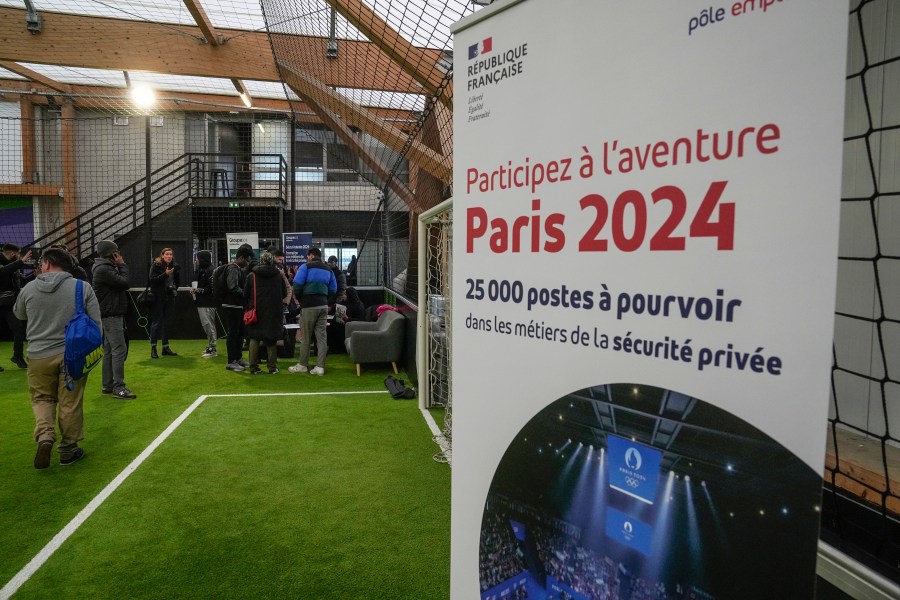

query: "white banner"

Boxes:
[451, 1, 847, 599]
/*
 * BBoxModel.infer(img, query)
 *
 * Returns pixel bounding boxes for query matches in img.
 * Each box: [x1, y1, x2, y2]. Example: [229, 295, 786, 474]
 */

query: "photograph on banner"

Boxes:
[282, 232, 313, 270]
[477, 384, 822, 600]
[450, 2, 847, 600]
[226, 232, 259, 261]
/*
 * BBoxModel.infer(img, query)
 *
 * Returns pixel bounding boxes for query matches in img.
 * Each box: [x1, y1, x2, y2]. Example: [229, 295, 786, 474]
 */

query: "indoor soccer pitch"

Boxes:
[0, 340, 450, 599]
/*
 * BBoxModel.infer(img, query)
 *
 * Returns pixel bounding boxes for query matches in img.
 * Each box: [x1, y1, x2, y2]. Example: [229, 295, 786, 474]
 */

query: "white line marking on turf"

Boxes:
[0, 390, 387, 600]
[421, 408, 442, 438]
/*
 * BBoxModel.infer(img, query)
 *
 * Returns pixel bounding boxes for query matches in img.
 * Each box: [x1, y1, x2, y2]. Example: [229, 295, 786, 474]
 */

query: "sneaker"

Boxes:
[248, 366, 262, 375]
[310, 366, 325, 376]
[288, 364, 308, 373]
[11, 356, 27, 369]
[268, 367, 279, 375]
[113, 387, 137, 399]
[201, 347, 217, 358]
[60, 447, 85, 466]
[101, 388, 113, 394]
[238, 359, 250, 367]
[161, 346, 178, 356]
[34, 440, 52, 469]
[226, 361, 245, 372]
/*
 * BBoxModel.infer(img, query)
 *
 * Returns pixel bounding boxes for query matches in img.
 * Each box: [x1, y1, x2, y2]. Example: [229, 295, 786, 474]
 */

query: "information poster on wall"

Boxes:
[450, 2, 847, 599]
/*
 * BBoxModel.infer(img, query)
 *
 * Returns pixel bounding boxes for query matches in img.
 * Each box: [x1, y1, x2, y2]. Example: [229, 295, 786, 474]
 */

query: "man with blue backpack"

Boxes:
[13, 247, 101, 469]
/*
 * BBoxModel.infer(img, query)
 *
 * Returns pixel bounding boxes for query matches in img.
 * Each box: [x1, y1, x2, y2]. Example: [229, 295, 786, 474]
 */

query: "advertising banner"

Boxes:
[282, 232, 313, 269]
[225, 232, 258, 261]
[451, 1, 847, 599]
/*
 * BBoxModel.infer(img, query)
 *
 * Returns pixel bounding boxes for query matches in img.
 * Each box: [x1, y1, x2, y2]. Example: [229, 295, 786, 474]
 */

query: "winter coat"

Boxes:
[91, 257, 131, 317]
[244, 264, 286, 342]
[292, 260, 337, 308]
[193, 261, 219, 308]
[148, 260, 181, 303]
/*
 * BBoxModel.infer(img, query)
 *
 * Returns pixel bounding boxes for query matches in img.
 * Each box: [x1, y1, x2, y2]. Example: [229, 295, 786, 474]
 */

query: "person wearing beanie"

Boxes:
[191, 250, 219, 358]
[1, 242, 34, 369]
[91, 240, 136, 399]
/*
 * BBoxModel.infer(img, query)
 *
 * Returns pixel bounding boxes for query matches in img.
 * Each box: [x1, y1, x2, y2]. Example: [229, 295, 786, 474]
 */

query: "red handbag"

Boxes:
[243, 273, 258, 325]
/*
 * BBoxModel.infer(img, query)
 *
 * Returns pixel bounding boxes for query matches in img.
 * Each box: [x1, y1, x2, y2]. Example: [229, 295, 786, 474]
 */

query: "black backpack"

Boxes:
[384, 376, 415, 399]
[212, 263, 231, 300]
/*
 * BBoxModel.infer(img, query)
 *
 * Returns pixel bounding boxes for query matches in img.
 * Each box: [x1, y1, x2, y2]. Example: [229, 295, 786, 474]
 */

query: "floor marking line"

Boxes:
[0, 388, 416, 599]
[0, 394, 209, 600]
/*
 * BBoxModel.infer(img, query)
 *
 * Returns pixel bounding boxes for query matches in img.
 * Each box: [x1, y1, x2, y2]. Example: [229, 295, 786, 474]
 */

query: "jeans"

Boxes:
[149, 298, 173, 346]
[101, 315, 128, 391]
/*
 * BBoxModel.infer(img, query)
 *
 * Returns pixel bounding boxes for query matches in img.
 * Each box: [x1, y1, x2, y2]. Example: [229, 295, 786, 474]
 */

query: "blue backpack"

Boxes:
[64, 279, 103, 390]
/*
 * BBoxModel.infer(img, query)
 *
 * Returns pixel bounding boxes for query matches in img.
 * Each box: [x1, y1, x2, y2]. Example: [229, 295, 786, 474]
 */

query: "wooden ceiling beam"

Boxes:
[0, 7, 436, 94]
[182, 0, 222, 46]
[0, 60, 72, 94]
[0, 78, 419, 123]
[326, 0, 452, 107]
[302, 92, 421, 213]
[279, 60, 449, 185]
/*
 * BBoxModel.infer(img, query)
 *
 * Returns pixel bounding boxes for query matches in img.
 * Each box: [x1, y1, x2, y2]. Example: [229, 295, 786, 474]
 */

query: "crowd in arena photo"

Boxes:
[480, 495, 718, 600]
[479, 503, 527, 592]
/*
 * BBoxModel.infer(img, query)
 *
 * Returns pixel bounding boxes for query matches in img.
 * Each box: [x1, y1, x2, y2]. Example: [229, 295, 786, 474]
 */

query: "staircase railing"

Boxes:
[28, 153, 287, 259]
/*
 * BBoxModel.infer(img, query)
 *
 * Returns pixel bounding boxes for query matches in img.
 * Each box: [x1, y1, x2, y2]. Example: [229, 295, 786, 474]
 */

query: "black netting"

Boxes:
[819, 0, 900, 583]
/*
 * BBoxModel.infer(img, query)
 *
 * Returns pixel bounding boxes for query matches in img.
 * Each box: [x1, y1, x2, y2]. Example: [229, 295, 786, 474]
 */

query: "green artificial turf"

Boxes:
[0, 340, 450, 599]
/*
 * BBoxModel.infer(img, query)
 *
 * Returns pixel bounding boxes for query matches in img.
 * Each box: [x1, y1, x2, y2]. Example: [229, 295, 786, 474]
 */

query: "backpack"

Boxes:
[384, 376, 416, 399]
[64, 279, 103, 391]
[212, 263, 231, 300]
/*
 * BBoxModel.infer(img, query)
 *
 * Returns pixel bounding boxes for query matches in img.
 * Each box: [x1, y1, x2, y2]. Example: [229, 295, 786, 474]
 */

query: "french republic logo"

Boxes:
[468, 36, 493, 59]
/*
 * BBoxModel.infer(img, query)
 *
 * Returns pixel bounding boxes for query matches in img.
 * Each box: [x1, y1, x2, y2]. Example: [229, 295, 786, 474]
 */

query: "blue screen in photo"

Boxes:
[607, 434, 662, 504]
[606, 507, 653, 556]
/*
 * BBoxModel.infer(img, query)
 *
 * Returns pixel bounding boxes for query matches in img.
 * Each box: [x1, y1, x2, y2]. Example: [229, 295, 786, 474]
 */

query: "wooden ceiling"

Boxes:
[0, 1, 459, 187]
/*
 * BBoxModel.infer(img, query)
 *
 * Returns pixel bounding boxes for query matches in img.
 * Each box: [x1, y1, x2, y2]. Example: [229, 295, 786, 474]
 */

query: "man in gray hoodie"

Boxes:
[14, 247, 101, 469]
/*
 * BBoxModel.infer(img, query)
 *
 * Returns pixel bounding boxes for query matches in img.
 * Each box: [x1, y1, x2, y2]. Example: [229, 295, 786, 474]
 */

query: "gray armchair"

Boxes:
[344, 310, 405, 376]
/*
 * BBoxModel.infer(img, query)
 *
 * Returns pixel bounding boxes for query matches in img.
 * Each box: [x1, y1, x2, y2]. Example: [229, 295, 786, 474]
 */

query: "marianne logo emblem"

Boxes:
[468, 36, 492, 59]
[625, 447, 643, 470]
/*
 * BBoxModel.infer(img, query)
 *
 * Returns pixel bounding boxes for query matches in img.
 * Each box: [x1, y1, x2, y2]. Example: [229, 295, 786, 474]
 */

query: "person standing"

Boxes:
[1, 243, 33, 370]
[326, 255, 347, 304]
[147, 247, 180, 359]
[222, 246, 253, 372]
[289, 247, 336, 376]
[191, 250, 219, 358]
[244, 252, 287, 375]
[91, 240, 136, 399]
[14, 247, 100, 468]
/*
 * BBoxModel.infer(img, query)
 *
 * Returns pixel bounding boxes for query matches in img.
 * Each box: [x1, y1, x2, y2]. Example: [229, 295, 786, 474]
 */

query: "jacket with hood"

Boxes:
[13, 271, 101, 359]
[91, 257, 130, 317]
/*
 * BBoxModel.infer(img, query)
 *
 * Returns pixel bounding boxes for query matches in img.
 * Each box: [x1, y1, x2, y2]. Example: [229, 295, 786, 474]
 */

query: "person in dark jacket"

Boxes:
[244, 252, 287, 375]
[191, 250, 219, 358]
[223, 246, 253, 372]
[344, 287, 366, 322]
[289, 247, 337, 376]
[91, 240, 136, 399]
[326, 255, 347, 304]
[147, 247, 180, 359]
[1, 243, 33, 370]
